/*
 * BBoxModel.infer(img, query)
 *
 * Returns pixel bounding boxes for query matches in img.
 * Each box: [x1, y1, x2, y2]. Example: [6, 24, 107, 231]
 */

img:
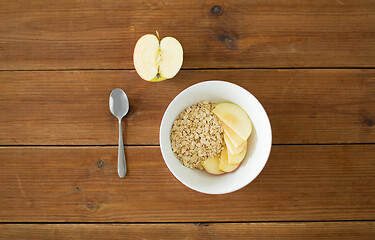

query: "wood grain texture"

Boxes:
[0, 0, 374, 70]
[0, 69, 374, 145]
[0, 145, 374, 222]
[1, 222, 374, 240]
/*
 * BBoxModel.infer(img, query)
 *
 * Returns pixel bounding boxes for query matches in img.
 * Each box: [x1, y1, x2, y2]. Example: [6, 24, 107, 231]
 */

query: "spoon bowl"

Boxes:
[110, 88, 129, 118]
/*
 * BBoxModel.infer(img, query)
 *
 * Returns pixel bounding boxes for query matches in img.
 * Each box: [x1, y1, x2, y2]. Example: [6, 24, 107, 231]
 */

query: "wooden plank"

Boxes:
[0, 145, 374, 222]
[0, 0, 374, 70]
[1, 222, 374, 239]
[0, 70, 374, 145]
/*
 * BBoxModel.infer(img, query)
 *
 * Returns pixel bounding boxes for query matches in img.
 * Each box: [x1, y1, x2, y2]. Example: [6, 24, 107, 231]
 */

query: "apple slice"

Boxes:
[227, 145, 247, 165]
[224, 133, 247, 155]
[213, 103, 252, 141]
[202, 156, 224, 175]
[219, 147, 240, 173]
[221, 121, 246, 148]
[133, 33, 183, 82]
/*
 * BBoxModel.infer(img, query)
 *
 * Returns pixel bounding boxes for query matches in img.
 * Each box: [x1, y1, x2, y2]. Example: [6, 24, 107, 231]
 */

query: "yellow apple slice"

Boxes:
[213, 103, 252, 141]
[159, 37, 183, 79]
[224, 133, 247, 155]
[221, 121, 246, 148]
[202, 156, 224, 175]
[219, 147, 240, 173]
[133, 33, 183, 82]
[133, 34, 160, 81]
[227, 145, 247, 165]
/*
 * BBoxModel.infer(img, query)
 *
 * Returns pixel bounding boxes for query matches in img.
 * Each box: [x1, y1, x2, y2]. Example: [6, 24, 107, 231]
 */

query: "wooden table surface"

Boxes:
[0, 0, 374, 239]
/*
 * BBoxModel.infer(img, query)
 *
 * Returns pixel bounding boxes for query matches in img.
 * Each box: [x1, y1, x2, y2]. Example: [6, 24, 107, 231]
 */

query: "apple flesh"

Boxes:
[202, 156, 224, 175]
[227, 145, 247, 165]
[221, 121, 246, 148]
[133, 33, 183, 82]
[213, 103, 252, 140]
[219, 147, 240, 173]
[224, 133, 247, 155]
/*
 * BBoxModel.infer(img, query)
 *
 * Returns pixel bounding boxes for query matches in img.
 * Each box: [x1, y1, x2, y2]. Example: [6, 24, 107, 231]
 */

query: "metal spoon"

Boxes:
[109, 88, 129, 178]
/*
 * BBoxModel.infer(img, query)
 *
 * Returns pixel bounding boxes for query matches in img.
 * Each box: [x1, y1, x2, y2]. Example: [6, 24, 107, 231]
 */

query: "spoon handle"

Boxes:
[117, 119, 126, 178]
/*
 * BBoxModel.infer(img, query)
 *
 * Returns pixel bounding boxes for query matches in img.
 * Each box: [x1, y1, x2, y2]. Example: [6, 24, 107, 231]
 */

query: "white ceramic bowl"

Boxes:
[160, 81, 272, 194]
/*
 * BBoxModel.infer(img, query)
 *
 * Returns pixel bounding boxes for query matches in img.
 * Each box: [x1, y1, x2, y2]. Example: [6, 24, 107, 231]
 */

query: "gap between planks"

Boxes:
[0, 143, 375, 148]
[1, 67, 375, 72]
[0, 220, 375, 225]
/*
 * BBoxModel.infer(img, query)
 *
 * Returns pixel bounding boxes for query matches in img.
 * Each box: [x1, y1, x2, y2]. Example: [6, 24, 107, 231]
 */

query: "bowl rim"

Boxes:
[159, 80, 272, 194]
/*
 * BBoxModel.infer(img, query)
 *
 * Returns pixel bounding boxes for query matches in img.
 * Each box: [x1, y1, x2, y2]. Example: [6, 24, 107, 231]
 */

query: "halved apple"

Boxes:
[224, 133, 247, 155]
[219, 147, 240, 173]
[227, 145, 247, 165]
[202, 156, 224, 175]
[221, 121, 246, 148]
[213, 103, 252, 140]
[133, 32, 183, 82]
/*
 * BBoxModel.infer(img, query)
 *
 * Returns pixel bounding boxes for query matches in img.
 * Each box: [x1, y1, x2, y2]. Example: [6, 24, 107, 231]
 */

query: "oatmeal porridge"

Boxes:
[170, 101, 224, 170]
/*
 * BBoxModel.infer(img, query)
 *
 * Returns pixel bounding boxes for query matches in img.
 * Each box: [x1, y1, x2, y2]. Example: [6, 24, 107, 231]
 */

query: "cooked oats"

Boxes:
[170, 100, 224, 170]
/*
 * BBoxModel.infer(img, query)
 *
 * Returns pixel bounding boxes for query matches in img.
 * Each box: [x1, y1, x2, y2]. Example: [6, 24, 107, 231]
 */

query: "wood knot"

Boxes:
[75, 187, 80, 191]
[210, 5, 223, 15]
[86, 202, 99, 211]
[97, 160, 104, 168]
[219, 35, 237, 50]
[365, 119, 374, 127]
